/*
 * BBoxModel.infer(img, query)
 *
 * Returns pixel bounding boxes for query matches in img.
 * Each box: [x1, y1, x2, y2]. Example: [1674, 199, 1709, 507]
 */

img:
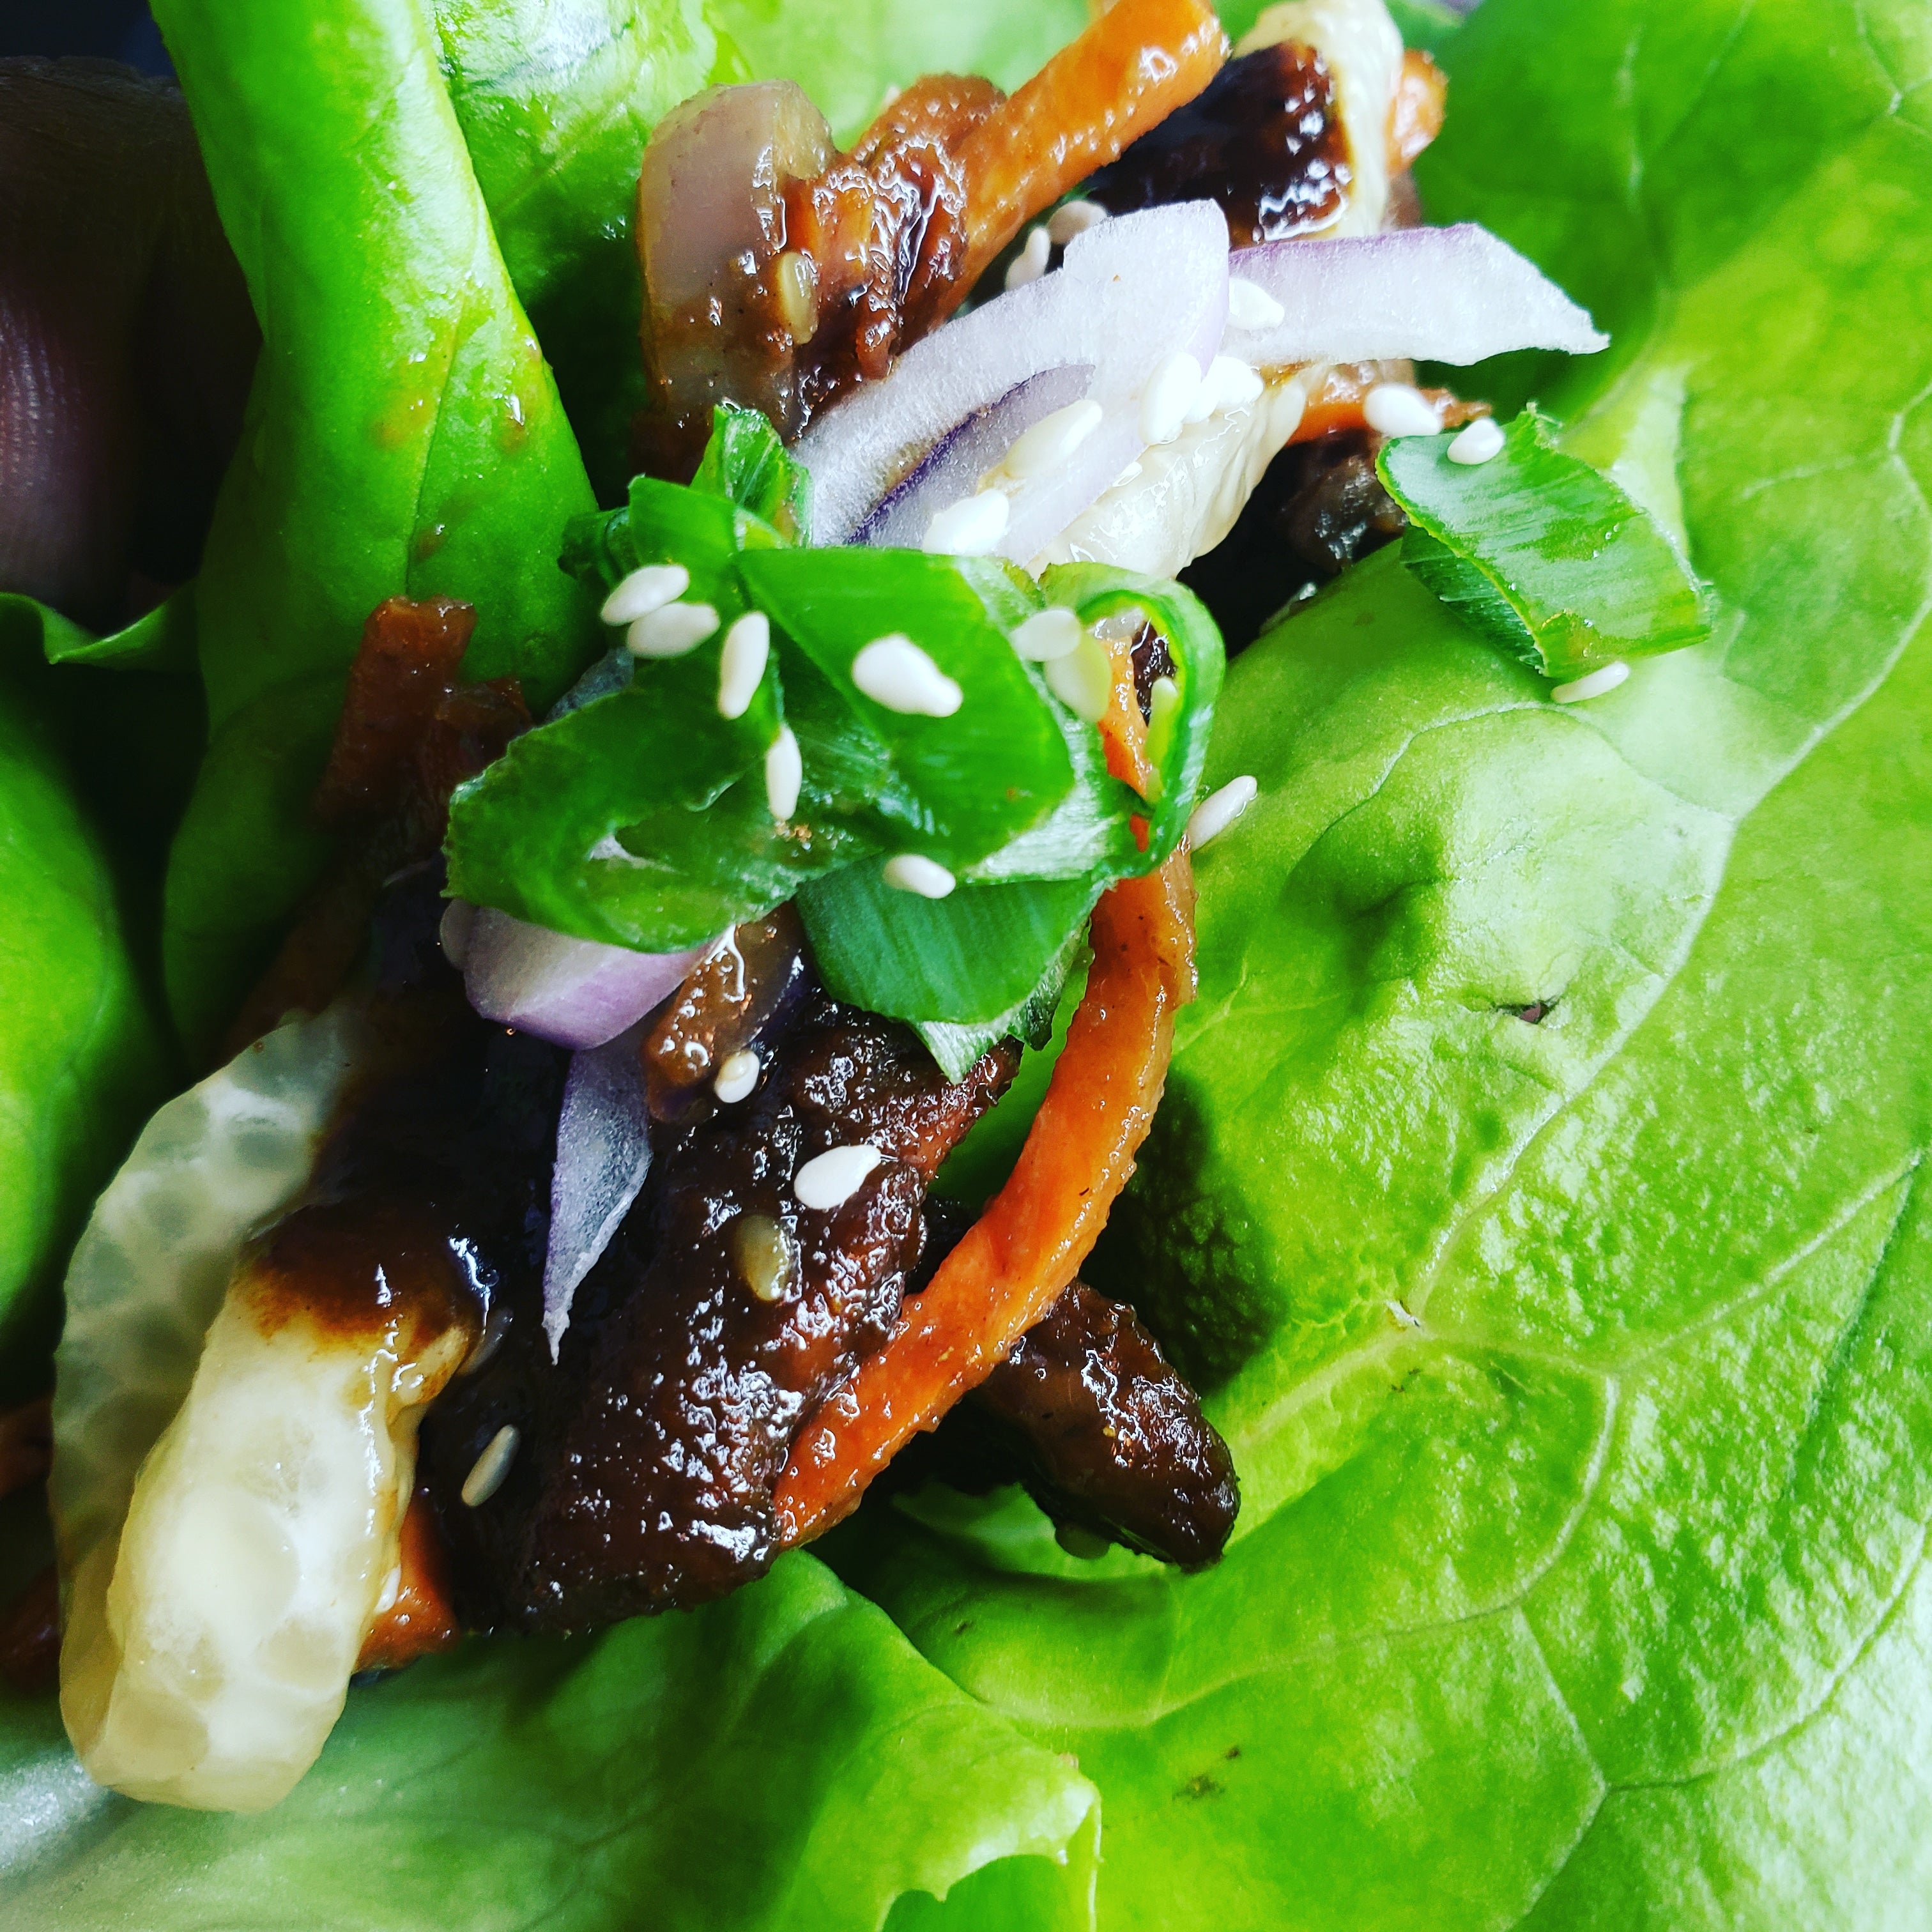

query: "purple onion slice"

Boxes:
[1226, 223, 1608, 368]
[799, 199, 1230, 564]
[463, 905, 709, 1050]
[542, 1023, 653, 1356]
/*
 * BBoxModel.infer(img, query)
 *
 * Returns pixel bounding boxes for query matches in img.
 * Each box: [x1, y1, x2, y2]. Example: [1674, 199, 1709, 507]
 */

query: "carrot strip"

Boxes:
[774, 851, 1197, 1545]
[951, 0, 1228, 296]
[355, 1489, 461, 1673]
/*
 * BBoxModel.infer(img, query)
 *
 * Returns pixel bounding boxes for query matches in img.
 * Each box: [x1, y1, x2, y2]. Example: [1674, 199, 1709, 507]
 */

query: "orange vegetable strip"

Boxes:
[774, 852, 1197, 1545]
[951, 0, 1229, 297]
[354, 1490, 462, 1673]
[1387, 49, 1447, 173]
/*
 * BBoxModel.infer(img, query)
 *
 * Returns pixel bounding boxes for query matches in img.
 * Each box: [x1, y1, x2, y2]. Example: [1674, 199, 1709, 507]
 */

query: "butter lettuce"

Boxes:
[839, 1, 1932, 1924]
[1, 1547, 1098, 1929]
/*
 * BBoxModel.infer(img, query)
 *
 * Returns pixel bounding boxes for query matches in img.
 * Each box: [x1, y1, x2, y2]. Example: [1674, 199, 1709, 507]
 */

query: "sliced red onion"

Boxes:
[1225, 223, 1609, 368]
[463, 905, 709, 1050]
[855, 365, 1092, 550]
[542, 1023, 652, 1357]
[799, 200, 1230, 565]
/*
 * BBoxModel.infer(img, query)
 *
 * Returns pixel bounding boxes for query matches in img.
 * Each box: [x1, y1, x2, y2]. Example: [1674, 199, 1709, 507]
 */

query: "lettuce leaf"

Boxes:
[152, 0, 606, 1053]
[837, 0, 1932, 1922]
[426, 0, 745, 499]
[0, 1549, 1099, 1929]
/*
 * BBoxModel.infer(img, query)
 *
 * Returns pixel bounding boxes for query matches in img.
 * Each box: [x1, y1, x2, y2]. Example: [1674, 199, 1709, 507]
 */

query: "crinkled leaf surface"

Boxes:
[841, 0, 1932, 1924]
[427, 0, 744, 498]
[1, 1550, 1098, 1929]
[154, 0, 605, 1054]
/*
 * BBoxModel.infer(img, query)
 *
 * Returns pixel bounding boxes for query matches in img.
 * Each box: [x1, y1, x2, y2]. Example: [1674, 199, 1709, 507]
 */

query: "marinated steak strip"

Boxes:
[1082, 41, 1351, 247]
[966, 1278, 1239, 1568]
[424, 986, 1016, 1632]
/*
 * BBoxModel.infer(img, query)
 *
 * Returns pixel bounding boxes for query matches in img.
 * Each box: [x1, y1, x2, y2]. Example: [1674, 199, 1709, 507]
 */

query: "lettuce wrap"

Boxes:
[5, 0, 1932, 1924]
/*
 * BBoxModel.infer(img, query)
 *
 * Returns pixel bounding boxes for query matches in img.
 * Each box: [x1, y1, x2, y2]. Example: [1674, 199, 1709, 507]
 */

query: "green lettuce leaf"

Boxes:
[709, 0, 1089, 145]
[0, 673, 171, 1402]
[1377, 408, 1715, 678]
[1, 1548, 1099, 1929]
[425, 0, 744, 500]
[836, 0, 1932, 1922]
[153, 0, 605, 1053]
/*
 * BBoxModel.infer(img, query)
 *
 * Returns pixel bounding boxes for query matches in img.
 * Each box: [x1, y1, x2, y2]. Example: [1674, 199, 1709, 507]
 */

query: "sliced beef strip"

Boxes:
[422, 987, 1016, 1632]
[1082, 40, 1351, 247]
[919, 1278, 1239, 1570]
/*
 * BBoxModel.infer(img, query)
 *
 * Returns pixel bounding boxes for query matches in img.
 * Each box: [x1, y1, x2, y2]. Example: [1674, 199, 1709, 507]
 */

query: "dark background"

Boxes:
[3, 0, 171, 73]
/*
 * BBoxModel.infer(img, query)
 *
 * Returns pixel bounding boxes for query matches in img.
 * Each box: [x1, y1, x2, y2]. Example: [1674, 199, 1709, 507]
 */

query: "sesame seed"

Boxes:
[1363, 383, 1443, 439]
[1140, 352, 1203, 446]
[730, 1213, 797, 1302]
[461, 1423, 519, 1507]
[883, 854, 957, 898]
[1225, 275, 1286, 331]
[1187, 774, 1258, 850]
[922, 489, 1011, 556]
[1005, 225, 1052, 290]
[1386, 1299, 1422, 1330]
[1551, 660, 1630, 703]
[374, 1564, 401, 1615]
[765, 726, 802, 819]
[1447, 416, 1506, 465]
[438, 898, 477, 970]
[1046, 199, 1108, 245]
[1045, 635, 1114, 724]
[851, 634, 963, 716]
[601, 563, 689, 625]
[1011, 606, 1084, 662]
[716, 611, 770, 718]
[774, 249, 819, 344]
[794, 1144, 883, 1211]
[1000, 399, 1103, 480]
[1114, 460, 1143, 487]
[627, 600, 720, 658]
[714, 1048, 761, 1103]
[1186, 354, 1264, 424]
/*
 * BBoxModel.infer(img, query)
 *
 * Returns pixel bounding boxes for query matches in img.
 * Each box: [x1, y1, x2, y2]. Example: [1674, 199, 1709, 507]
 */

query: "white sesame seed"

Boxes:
[1045, 635, 1114, 723]
[461, 1423, 520, 1507]
[1187, 774, 1258, 850]
[438, 898, 477, 970]
[1000, 399, 1103, 480]
[922, 489, 1011, 556]
[883, 854, 957, 898]
[1225, 275, 1286, 332]
[1363, 383, 1443, 439]
[774, 249, 819, 344]
[627, 600, 719, 658]
[1139, 352, 1203, 446]
[601, 563, 689, 625]
[1551, 660, 1631, 703]
[794, 1143, 883, 1211]
[765, 726, 802, 819]
[1004, 225, 1052, 290]
[714, 1048, 761, 1103]
[851, 634, 963, 716]
[1113, 460, 1142, 487]
[730, 1213, 797, 1301]
[374, 1563, 401, 1615]
[1011, 606, 1084, 661]
[1186, 354, 1264, 423]
[1046, 199, 1108, 245]
[1386, 1298, 1422, 1330]
[716, 611, 770, 718]
[1447, 416, 1507, 465]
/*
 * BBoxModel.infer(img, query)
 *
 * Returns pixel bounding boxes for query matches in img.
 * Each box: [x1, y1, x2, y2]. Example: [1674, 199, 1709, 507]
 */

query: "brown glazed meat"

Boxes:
[1180, 427, 1406, 652]
[422, 988, 1015, 1631]
[968, 1279, 1239, 1568]
[1082, 40, 1350, 247]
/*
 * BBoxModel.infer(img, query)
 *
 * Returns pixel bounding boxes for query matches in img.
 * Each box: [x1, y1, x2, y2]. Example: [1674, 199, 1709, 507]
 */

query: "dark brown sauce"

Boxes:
[1082, 41, 1350, 247]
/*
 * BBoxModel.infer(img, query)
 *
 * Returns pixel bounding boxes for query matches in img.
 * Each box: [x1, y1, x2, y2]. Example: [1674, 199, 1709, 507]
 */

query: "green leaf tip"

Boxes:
[1377, 406, 1715, 680]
